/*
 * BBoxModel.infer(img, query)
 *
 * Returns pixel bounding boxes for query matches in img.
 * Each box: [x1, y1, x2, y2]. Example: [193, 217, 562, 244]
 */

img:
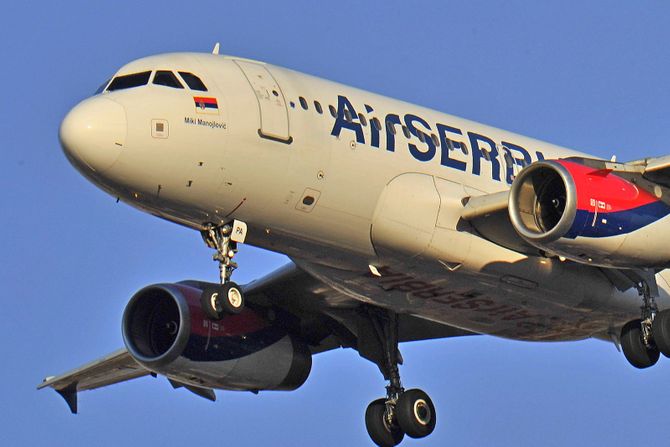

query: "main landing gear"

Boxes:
[363, 310, 437, 447]
[621, 275, 670, 368]
[199, 221, 247, 320]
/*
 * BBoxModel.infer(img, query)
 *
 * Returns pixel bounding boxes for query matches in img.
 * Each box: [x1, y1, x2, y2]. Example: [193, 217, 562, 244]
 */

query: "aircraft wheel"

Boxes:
[365, 398, 404, 447]
[621, 319, 660, 368]
[200, 282, 245, 320]
[396, 389, 436, 439]
[652, 310, 670, 357]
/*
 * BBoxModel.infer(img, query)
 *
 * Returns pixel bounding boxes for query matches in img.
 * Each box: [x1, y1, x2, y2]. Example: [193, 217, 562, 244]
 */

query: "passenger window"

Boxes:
[344, 109, 353, 122]
[178, 72, 208, 91]
[329, 105, 337, 118]
[153, 71, 184, 89]
[358, 113, 368, 127]
[107, 71, 152, 91]
[386, 120, 397, 134]
[431, 134, 440, 147]
[371, 118, 381, 131]
[402, 125, 411, 138]
[314, 101, 323, 114]
[299, 97, 308, 110]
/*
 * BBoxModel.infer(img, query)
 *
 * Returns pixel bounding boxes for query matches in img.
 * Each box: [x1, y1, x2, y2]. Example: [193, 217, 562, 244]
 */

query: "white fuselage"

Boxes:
[59, 52, 670, 343]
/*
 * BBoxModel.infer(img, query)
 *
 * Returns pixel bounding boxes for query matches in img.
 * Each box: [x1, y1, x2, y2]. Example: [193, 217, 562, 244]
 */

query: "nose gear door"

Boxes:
[234, 60, 292, 144]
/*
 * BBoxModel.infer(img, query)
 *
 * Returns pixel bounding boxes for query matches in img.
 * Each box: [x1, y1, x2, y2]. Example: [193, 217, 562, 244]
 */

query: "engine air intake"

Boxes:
[122, 284, 191, 367]
[509, 161, 577, 244]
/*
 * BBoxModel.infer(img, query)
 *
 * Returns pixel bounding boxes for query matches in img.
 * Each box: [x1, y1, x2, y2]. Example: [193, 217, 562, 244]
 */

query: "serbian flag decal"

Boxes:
[193, 96, 219, 114]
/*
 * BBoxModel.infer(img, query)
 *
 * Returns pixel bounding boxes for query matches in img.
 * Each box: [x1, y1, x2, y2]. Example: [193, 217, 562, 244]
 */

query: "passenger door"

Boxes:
[234, 60, 292, 143]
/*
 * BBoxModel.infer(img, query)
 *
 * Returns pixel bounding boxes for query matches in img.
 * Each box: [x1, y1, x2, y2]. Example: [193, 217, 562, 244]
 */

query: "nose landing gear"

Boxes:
[363, 309, 437, 446]
[199, 221, 247, 320]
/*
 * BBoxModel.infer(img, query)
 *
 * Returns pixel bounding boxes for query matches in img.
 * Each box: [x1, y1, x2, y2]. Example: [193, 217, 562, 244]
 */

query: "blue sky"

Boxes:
[3, 1, 670, 446]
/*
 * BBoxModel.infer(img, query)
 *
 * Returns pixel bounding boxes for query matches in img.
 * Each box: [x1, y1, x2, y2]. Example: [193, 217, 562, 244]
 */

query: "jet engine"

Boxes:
[508, 159, 670, 268]
[122, 283, 312, 391]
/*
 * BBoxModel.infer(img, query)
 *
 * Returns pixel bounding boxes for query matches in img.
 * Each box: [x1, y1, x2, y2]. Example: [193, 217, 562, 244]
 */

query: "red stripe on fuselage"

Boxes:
[557, 160, 658, 212]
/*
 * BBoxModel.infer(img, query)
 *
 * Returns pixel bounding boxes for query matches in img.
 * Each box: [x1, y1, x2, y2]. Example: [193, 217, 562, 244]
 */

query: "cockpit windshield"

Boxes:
[94, 78, 110, 95]
[178, 72, 208, 91]
[107, 71, 152, 91]
[153, 70, 184, 89]
[103, 70, 208, 93]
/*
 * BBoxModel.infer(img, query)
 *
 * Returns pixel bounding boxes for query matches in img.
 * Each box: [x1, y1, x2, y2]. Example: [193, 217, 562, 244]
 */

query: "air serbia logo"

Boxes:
[193, 96, 219, 114]
[329, 95, 545, 184]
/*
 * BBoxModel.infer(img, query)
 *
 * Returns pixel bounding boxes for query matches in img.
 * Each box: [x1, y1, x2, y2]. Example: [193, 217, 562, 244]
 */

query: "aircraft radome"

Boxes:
[39, 43, 670, 446]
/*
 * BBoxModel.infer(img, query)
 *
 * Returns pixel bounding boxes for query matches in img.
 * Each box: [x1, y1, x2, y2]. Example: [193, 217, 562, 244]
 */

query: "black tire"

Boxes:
[365, 398, 404, 447]
[200, 283, 245, 320]
[652, 310, 670, 358]
[218, 282, 245, 315]
[396, 389, 436, 439]
[200, 286, 224, 320]
[621, 319, 660, 368]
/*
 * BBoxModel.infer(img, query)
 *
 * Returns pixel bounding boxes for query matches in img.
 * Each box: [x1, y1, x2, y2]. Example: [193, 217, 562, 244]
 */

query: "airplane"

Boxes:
[38, 43, 670, 446]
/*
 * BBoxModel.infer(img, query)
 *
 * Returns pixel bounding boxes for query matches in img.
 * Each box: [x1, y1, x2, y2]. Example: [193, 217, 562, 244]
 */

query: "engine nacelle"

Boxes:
[508, 159, 670, 268]
[122, 283, 312, 391]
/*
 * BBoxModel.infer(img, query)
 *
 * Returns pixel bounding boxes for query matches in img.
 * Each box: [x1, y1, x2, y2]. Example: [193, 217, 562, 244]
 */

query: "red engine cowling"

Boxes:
[508, 159, 670, 268]
[122, 283, 312, 391]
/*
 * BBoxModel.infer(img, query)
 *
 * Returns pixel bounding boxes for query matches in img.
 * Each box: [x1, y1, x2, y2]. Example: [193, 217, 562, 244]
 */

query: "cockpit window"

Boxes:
[178, 72, 208, 91]
[153, 71, 184, 89]
[107, 71, 152, 91]
[94, 78, 110, 95]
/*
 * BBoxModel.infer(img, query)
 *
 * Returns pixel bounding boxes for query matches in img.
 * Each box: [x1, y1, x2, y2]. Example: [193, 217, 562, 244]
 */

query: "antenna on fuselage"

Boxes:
[212, 42, 220, 55]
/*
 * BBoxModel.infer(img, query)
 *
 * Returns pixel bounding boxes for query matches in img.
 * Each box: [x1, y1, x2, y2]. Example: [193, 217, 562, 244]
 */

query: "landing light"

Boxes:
[368, 265, 382, 277]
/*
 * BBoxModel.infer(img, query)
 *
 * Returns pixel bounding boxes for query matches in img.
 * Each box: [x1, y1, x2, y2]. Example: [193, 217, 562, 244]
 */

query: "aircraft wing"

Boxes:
[37, 349, 150, 413]
[632, 155, 670, 187]
[39, 263, 475, 412]
[181, 263, 476, 354]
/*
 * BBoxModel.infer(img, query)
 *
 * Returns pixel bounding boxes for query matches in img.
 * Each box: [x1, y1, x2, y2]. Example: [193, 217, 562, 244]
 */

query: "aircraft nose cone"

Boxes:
[59, 97, 126, 174]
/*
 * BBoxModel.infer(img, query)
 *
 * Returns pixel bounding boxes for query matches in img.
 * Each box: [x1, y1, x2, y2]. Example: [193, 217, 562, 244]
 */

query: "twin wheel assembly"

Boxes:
[200, 282, 245, 318]
[365, 388, 437, 447]
[621, 309, 670, 369]
[620, 278, 670, 369]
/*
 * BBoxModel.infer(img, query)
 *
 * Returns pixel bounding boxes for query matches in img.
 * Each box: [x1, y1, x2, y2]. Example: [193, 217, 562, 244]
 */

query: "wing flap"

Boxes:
[620, 155, 670, 187]
[641, 155, 670, 173]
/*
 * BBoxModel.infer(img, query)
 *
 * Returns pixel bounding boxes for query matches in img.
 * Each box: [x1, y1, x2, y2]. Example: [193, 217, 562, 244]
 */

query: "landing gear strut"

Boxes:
[364, 309, 436, 447]
[199, 221, 247, 320]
